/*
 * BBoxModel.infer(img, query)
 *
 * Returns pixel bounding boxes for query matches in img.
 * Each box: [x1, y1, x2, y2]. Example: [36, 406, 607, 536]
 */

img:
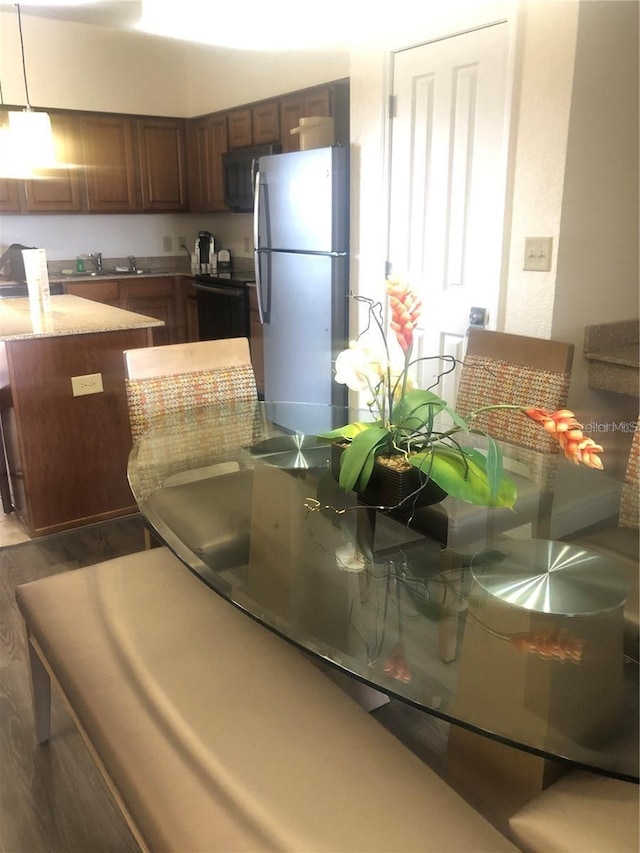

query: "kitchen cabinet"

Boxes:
[0, 314, 156, 537]
[280, 84, 348, 153]
[137, 116, 188, 211]
[23, 112, 84, 212]
[280, 90, 330, 153]
[187, 113, 228, 212]
[252, 101, 280, 145]
[227, 108, 252, 149]
[227, 101, 279, 149]
[64, 276, 183, 345]
[0, 177, 22, 214]
[121, 277, 178, 347]
[81, 114, 138, 212]
[64, 279, 121, 307]
[248, 285, 264, 396]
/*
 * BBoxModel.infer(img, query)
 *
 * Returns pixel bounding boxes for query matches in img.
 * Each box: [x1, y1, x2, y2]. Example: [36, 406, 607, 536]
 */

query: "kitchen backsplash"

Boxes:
[0, 212, 255, 265]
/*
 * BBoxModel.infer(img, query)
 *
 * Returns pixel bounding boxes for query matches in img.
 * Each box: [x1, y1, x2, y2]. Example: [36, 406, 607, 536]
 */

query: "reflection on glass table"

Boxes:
[127, 400, 638, 784]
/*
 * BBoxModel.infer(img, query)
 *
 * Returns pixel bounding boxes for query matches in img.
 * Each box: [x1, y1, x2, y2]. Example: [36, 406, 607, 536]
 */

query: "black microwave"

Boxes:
[222, 143, 282, 212]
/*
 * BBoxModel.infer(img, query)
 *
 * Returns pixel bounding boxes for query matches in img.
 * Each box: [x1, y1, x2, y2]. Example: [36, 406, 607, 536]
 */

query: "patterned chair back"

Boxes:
[124, 338, 257, 441]
[619, 418, 640, 529]
[456, 328, 574, 454]
[124, 338, 260, 500]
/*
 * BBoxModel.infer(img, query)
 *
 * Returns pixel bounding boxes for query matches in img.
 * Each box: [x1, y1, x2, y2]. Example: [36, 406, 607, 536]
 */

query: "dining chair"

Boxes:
[571, 417, 639, 659]
[123, 337, 260, 562]
[412, 328, 574, 552]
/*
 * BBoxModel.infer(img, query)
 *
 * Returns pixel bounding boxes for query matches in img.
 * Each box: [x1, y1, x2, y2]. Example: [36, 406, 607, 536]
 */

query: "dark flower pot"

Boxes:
[330, 442, 447, 508]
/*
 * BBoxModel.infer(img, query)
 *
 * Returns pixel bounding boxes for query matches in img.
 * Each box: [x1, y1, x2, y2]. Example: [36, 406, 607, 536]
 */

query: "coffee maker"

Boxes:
[195, 231, 216, 272]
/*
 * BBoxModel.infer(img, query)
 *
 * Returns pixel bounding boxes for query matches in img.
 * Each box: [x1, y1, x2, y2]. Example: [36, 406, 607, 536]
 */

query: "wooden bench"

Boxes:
[16, 547, 517, 852]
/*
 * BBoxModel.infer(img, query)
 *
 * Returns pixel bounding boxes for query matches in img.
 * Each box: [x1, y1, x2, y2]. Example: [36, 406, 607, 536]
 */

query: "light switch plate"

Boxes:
[71, 373, 103, 397]
[523, 237, 553, 271]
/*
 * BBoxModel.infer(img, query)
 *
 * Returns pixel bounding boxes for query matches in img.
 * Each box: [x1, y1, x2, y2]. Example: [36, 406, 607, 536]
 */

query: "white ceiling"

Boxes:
[2, 1, 141, 30]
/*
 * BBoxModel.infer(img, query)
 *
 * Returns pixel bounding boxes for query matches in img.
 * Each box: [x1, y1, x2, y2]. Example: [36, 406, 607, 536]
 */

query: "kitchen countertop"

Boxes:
[0, 294, 164, 341]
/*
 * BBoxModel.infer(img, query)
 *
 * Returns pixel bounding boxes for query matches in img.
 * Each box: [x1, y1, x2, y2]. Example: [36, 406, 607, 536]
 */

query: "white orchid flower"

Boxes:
[334, 341, 387, 393]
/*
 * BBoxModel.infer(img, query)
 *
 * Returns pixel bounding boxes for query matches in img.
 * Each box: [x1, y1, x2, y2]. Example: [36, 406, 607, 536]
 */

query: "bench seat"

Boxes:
[508, 770, 639, 852]
[16, 547, 516, 852]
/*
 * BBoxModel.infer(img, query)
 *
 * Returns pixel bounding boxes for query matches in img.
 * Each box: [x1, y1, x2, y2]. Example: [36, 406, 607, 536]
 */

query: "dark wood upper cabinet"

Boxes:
[187, 113, 228, 213]
[228, 102, 280, 149]
[0, 109, 26, 212]
[137, 117, 187, 211]
[0, 177, 22, 214]
[252, 100, 280, 145]
[81, 114, 138, 212]
[280, 87, 336, 153]
[23, 112, 84, 213]
[227, 108, 253, 149]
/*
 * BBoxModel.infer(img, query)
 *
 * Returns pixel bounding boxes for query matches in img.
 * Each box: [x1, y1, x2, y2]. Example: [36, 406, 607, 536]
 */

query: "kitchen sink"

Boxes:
[63, 269, 146, 277]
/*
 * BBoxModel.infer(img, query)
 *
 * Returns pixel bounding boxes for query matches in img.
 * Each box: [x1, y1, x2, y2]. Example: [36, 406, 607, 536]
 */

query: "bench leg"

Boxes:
[26, 638, 51, 744]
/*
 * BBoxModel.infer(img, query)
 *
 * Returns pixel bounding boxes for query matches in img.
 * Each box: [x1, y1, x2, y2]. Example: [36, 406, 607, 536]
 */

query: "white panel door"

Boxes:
[388, 23, 510, 402]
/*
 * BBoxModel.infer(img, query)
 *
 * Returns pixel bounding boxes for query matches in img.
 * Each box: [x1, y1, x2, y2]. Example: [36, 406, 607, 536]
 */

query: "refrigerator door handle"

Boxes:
[253, 167, 260, 251]
[254, 252, 268, 324]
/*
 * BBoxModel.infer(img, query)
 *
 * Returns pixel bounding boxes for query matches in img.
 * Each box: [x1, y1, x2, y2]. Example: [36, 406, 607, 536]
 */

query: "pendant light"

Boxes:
[1, 3, 56, 178]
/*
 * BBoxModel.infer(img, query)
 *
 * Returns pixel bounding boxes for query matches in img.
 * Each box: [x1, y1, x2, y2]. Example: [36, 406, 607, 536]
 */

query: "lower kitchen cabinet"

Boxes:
[65, 276, 183, 345]
[0, 326, 153, 537]
[121, 277, 178, 347]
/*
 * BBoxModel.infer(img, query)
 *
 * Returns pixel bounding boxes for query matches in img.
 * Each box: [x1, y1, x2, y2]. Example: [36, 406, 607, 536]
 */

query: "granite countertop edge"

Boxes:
[0, 294, 165, 342]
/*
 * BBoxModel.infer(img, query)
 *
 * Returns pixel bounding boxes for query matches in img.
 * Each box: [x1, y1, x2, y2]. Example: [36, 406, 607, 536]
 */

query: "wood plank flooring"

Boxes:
[0, 513, 450, 853]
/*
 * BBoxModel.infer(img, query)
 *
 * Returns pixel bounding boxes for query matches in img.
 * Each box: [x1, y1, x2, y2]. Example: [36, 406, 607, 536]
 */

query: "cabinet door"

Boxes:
[81, 114, 139, 212]
[279, 89, 332, 153]
[0, 109, 24, 212]
[227, 108, 252, 149]
[188, 115, 228, 213]
[279, 95, 304, 154]
[252, 101, 280, 145]
[121, 277, 178, 346]
[137, 117, 187, 211]
[64, 280, 121, 306]
[0, 178, 22, 213]
[23, 113, 84, 212]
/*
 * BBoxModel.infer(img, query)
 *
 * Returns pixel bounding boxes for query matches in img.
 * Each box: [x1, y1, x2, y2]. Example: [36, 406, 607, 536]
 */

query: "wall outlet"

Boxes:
[162, 235, 173, 253]
[71, 373, 103, 397]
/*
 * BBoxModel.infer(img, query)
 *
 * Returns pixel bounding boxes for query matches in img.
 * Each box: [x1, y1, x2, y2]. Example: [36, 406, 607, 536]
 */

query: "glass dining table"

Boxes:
[127, 399, 639, 785]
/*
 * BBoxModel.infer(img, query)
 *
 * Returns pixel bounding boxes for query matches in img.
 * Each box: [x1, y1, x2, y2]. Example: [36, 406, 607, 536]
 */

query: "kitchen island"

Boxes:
[0, 295, 163, 537]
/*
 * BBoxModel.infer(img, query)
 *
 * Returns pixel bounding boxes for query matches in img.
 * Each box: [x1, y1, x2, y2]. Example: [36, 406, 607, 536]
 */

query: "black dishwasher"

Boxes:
[194, 272, 254, 341]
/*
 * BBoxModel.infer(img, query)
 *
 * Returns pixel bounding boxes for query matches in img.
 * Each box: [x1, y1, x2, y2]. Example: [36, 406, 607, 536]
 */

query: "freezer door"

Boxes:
[256, 147, 348, 254]
[260, 251, 348, 410]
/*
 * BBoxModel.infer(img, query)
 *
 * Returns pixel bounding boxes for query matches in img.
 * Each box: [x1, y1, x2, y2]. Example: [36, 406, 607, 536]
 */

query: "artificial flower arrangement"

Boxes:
[320, 278, 603, 508]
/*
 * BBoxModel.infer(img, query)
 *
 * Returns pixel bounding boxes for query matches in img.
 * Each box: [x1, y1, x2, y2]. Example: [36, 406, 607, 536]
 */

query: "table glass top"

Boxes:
[128, 400, 638, 782]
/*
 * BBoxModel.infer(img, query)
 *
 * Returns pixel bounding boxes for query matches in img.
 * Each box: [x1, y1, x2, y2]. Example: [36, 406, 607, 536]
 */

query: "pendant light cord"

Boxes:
[15, 3, 32, 110]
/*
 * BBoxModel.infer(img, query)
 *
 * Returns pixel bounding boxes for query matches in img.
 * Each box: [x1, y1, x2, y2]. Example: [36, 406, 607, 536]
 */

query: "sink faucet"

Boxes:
[127, 255, 136, 272]
[89, 252, 103, 273]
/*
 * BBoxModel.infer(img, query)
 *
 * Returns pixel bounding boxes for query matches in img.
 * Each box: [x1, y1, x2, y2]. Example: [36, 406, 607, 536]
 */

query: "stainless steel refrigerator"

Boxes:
[254, 146, 349, 429]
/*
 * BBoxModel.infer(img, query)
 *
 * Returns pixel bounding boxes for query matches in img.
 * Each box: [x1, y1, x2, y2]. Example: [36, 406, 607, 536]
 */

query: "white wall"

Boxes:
[551, 0, 639, 469]
[501, 0, 579, 337]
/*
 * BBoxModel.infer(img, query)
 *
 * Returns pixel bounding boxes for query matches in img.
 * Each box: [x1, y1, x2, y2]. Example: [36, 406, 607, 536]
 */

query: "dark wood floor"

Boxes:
[0, 513, 451, 853]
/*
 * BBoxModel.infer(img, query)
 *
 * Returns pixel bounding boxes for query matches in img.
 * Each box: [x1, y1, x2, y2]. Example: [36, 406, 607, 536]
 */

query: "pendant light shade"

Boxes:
[0, 3, 57, 178]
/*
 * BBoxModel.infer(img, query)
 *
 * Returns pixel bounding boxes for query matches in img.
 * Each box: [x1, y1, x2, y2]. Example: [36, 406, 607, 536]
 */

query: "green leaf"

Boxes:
[338, 426, 389, 492]
[317, 421, 381, 441]
[408, 446, 517, 508]
[392, 389, 447, 432]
